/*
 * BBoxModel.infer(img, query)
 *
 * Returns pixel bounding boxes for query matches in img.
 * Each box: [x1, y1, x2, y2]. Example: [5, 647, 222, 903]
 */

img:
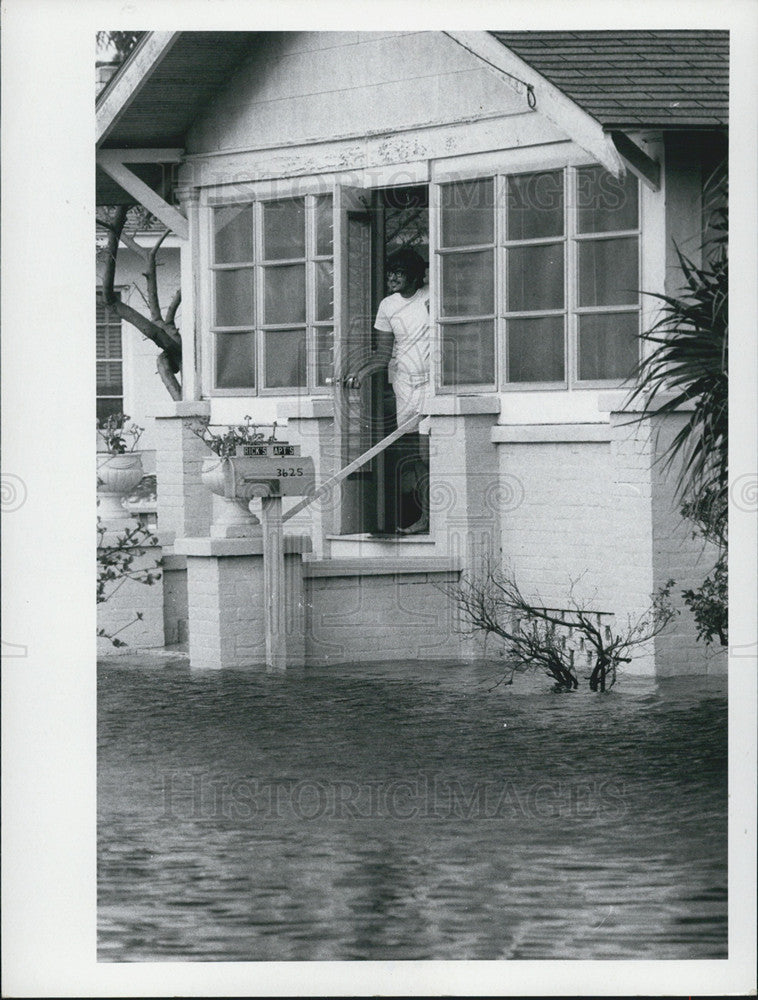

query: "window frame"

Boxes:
[432, 154, 645, 394]
[207, 191, 334, 397]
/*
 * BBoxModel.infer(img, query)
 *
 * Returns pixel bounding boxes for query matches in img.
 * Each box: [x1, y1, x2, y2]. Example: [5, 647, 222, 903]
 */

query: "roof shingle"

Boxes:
[491, 30, 728, 128]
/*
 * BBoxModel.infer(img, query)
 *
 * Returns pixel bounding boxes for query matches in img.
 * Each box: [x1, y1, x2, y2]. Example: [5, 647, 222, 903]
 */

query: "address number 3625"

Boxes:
[277, 467, 304, 477]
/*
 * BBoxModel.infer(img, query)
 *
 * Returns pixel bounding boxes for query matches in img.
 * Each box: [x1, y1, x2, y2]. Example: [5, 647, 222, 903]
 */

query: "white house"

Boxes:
[96, 30, 727, 674]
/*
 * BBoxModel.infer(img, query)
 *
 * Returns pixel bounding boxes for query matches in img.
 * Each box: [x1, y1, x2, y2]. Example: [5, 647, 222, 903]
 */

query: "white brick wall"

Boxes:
[498, 440, 616, 612]
[97, 532, 164, 653]
[305, 570, 462, 665]
[185, 552, 304, 669]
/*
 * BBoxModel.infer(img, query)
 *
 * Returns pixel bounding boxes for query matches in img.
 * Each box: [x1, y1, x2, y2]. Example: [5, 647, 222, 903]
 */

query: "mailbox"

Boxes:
[219, 441, 316, 500]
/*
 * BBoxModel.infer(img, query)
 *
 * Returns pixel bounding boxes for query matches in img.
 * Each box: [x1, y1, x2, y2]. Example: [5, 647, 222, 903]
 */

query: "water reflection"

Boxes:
[98, 660, 727, 960]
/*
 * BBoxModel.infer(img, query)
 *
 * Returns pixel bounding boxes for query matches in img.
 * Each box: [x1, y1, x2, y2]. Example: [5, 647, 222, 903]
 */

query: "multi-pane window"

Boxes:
[439, 178, 496, 386]
[574, 165, 640, 380]
[438, 166, 640, 388]
[96, 294, 123, 421]
[211, 194, 334, 392]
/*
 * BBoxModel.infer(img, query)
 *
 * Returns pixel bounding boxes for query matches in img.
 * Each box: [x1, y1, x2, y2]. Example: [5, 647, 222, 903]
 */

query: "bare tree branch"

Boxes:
[156, 351, 182, 401]
[116, 228, 151, 264]
[165, 288, 182, 325]
[98, 204, 183, 400]
[144, 228, 170, 322]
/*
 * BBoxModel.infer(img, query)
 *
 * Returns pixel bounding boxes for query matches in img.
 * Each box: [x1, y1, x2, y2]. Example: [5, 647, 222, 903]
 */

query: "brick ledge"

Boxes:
[174, 534, 312, 557]
[491, 423, 612, 444]
[305, 557, 461, 578]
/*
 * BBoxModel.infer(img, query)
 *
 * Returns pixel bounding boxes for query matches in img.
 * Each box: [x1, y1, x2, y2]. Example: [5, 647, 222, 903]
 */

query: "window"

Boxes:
[437, 166, 640, 388]
[439, 178, 496, 386]
[211, 194, 334, 392]
[96, 294, 123, 421]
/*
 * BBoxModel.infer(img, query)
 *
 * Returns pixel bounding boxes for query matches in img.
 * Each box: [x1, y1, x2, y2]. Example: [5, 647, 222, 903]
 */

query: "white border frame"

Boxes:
[2, 6, 755, 998]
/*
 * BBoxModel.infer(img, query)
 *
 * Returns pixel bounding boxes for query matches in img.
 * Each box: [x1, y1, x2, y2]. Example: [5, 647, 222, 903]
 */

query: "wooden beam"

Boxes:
[610, 131, 661, 192]
[109, 148, 184, 164]
[97, 151, 189, 239]
[282, 414, 420, 524]
[442, 31, 626, 177]
[182, 111, 562, 190]
[97, 32, 181, 145]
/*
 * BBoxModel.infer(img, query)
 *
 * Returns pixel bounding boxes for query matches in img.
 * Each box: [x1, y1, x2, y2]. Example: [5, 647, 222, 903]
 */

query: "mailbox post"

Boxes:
[221, 441, 315, 671]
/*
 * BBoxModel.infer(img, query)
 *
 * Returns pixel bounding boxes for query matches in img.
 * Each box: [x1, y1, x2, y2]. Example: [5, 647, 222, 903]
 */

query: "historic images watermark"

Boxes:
[162, 771, 627, 823]
[1, 473, 27, 513]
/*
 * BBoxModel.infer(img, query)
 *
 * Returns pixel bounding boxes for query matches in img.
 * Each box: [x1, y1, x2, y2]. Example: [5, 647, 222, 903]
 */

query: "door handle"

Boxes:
[325, 375, 360, 390]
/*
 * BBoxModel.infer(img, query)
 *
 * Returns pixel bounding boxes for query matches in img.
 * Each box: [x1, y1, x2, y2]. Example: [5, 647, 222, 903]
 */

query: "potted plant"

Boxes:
[97, 413, 145, 519]
[191, 416, 277, 533]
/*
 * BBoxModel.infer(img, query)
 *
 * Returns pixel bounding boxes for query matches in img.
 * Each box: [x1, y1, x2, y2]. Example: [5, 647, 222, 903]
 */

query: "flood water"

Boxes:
[98, 658, 727, 961]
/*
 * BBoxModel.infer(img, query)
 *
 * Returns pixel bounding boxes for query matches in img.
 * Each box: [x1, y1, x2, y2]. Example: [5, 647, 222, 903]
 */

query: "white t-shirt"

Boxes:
[374, 286, 430, 385]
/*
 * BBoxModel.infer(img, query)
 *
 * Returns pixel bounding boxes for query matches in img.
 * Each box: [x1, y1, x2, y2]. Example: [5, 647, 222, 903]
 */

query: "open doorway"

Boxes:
[371, 184, 429, 534]
[337, 182, 429, 535]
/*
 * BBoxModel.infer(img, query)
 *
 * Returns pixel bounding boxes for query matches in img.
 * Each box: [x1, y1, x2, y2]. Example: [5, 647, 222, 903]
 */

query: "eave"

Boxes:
[445, 31, 662, 190]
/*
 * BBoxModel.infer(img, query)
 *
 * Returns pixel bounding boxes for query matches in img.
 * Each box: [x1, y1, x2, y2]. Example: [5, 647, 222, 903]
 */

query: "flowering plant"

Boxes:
[97, 413, 144, 454]
[191, 415, 279, 458]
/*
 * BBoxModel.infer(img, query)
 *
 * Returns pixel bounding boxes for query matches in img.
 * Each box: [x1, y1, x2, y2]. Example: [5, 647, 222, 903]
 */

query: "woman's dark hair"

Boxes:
[386, 247, 427, 283]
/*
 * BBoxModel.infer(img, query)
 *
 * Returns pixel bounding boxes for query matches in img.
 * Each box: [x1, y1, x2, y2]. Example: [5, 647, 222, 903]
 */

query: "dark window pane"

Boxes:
[440, 178, 494, 247]
[96, 361, 123, 395]
[96, 323, 121, 359]
[264, 264, 306, 324]
[316, 261, 334, 321]
[215, 332, 255, 388]
[96, 298, 119, 323]
[316, 327, 334, 385]
[315, 195, 333, 256]
[384, 203, 429, 262]
[576, 166, 638, 233]
[507, 316, 565, 382]
[578, 237, 638, 307]
[507, 171, 564, 240]
[97, 397, 124, 424]
[441, 250, 494, 316]
[578, 312, 639, 380]
[263, 198, 305, 259]
[214, 268, 254, 326]
[508, 243, 564, 311]
[441, 320, 495, 385]
[213, 205, 253, 263]
[265, 328, 307, 388]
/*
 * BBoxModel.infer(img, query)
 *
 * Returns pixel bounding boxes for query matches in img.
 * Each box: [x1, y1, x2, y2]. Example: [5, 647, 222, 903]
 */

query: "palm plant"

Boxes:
[626, 166, 728, 645]
[626, 170, 728, 518]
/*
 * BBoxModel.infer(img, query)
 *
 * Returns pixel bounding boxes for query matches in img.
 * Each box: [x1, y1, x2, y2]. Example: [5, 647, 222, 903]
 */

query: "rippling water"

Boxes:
[98, 658, 727, 961]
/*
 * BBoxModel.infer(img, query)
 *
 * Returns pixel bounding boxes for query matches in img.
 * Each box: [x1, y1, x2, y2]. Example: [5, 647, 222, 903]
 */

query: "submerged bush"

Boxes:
[449, 564, 677, 693]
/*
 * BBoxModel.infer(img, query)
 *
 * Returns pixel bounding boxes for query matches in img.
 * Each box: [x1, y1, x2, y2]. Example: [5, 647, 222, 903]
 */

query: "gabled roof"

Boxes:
[491, 30, 728, 128]
[98, 31, 262, 148]
[96, 30, 728, 208]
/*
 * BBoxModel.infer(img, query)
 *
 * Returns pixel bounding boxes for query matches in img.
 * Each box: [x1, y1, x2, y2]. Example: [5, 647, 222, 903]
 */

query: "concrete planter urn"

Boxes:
[97, 452, 144, 519]
[201, 456, 261, 536]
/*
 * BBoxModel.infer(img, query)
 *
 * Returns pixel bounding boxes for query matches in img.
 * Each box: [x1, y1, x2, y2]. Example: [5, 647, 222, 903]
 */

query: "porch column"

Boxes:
[277, 399, 336, 559]
[602, 392, 726, 677]
[173, 535, 310, 670]
[426, 396, 502, 660]
[175, 185, 202, 402]
[152, 400, 212, 546]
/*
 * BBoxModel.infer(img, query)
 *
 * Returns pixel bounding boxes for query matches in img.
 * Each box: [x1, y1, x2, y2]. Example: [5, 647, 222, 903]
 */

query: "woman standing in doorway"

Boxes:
[370, 247, 431, 534]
